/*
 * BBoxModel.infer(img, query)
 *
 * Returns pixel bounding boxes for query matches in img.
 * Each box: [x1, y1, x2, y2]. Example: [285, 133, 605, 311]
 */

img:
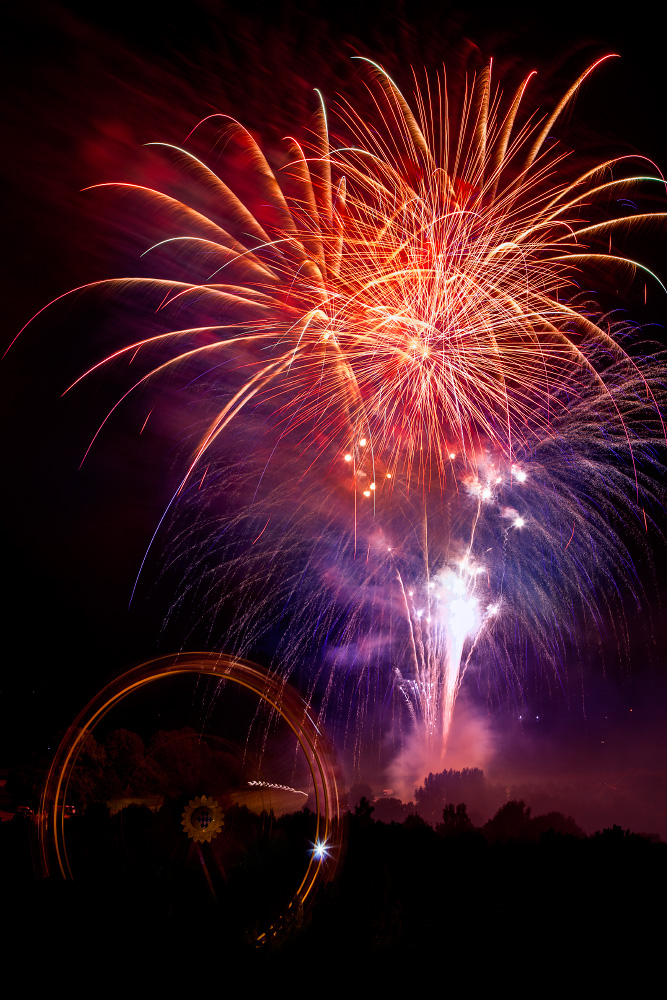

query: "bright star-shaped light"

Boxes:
[312, 839, 330, 860]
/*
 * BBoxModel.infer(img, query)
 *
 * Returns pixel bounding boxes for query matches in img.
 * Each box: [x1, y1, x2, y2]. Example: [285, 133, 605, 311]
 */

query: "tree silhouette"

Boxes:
[414, 768, 485, 824]
[348, 782, 375, 811]
[523, 811, 584, 840]
[483, 800, 531, 843]
[373, 796, 409, 823]
[436, 802, 473, 837]
[353, 796, 375, 827]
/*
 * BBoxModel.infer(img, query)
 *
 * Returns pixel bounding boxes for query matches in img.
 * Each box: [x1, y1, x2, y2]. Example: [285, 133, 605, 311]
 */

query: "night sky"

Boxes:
[3, 0, 667, 836]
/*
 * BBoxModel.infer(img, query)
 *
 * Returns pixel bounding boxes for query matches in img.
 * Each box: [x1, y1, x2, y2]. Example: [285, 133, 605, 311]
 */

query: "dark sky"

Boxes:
[3, 0, 667, 834]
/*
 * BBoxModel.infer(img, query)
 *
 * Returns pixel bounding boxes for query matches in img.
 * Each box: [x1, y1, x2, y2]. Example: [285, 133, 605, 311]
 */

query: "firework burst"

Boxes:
[21, 56, 666, 776]
[54, 55, 665, 485]
[162, 355, 663, 776]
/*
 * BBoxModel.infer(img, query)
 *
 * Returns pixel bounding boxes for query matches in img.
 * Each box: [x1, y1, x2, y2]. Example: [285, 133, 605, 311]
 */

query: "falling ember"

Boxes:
[139, 409, 153, 435]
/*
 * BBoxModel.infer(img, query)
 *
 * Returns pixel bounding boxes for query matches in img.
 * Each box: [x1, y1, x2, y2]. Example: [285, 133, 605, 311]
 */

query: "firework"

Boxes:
[22, 57, 666, 777]
[164, 356, 663, 777]
[53, 56, 665, 482]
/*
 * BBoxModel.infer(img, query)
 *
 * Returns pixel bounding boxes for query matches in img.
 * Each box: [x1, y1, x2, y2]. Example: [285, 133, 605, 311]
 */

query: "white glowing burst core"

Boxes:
[448, 596, 480, 645]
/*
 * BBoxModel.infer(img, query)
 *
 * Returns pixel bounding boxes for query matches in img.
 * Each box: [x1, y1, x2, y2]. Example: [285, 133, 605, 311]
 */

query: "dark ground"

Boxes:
[3, 801, 665, 979]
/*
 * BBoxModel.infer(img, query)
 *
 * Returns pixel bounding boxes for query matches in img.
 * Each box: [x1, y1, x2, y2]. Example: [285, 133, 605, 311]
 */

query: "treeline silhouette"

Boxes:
[4, 734, 666, 969]
[296, 791, 665, 965]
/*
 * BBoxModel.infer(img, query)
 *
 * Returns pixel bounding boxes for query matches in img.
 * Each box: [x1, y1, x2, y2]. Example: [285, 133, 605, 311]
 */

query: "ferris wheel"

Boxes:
[38, 652, 345, 948]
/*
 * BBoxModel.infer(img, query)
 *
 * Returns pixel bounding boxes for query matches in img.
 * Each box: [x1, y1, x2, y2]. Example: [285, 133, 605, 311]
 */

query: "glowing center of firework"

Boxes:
[398, 559, 490, 761]
[431, 569, 481, 646]
[447, 595, 480, 645]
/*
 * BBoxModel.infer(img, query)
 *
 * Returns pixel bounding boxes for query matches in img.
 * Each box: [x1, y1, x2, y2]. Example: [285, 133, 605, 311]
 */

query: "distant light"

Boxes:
[370, 482, 376, 490]
[363, 490, 371, 497]
[359, 437, 367, 446]
[344, 453, 352, 462]
[481, 487, 492, 500]
[496, 477, 502, 484]
[515, 468, 527, 483]
[408, 590, 414, 597]
[312, 839, 330, 861]
[386, 472, 392, 479]
[449, 452, 456, 460]
[514, 516, 525, 528]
